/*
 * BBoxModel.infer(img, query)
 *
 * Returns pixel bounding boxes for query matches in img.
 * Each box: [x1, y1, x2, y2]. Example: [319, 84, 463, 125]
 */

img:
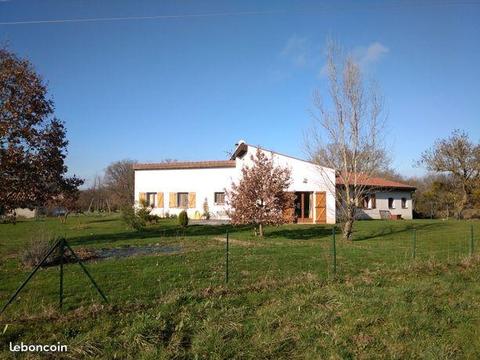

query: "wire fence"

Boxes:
[1, 224, 478, 315]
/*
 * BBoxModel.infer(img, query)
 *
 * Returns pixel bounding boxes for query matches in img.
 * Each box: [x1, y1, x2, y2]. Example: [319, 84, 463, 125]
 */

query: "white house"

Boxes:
[336, 176, 416, 220]
[134, 141, 337, 224]
[134, 140, 416, 224]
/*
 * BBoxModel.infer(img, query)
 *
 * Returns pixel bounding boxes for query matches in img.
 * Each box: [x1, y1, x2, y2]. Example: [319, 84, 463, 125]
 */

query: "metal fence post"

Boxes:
[64, 242, 108, 304]
[225, 230, 229, 283]
[1, 238, 61, 315]
[470, 225, 474, 257]
[412, 229, 416, 260]
[59, 238, 64, 310]
[332, 226, 337, 274]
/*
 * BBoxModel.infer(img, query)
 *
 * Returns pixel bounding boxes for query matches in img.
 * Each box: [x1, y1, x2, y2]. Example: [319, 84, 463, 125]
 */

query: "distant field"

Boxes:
[1, 214, 479, 358]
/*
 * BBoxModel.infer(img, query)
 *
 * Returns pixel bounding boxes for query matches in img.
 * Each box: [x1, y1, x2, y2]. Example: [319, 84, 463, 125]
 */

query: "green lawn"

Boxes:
[1, 215, 479, 359]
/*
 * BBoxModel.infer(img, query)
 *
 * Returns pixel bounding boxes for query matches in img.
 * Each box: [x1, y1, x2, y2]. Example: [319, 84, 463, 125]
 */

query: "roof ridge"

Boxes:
[133, 160, 236, 171]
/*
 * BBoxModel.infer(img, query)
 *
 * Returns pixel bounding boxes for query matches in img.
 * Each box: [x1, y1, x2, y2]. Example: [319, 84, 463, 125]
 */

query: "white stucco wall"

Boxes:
[14, 208, 37, 219]
[356, 190, 413, 220]
[134, 167, 236, 219]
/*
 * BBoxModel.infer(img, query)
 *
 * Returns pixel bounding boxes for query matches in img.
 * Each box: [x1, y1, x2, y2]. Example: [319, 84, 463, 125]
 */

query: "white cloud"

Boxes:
[353, 42, 389, 67]
[279, 38, 389, 80]
[280, 35, 310, 67]
[318, 41, 389, 78]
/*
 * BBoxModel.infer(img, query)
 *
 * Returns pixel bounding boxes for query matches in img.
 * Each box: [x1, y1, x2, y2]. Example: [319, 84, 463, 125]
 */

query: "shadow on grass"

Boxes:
[265, 225, 334, 240]
[67, 223, 252, 246]
[85, 218, 120, 224]
[352, 221, 451, 242]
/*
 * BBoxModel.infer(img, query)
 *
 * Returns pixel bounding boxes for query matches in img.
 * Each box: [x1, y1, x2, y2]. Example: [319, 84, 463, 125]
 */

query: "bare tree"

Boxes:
[103, 159, 137, 208]
[418, 130, 480, 218]
[306, 40, 389, 240]
[226, 148, 295, 237]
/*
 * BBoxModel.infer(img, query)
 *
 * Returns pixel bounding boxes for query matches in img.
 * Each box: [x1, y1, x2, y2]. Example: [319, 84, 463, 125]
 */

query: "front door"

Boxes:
[295, 192, 313, 223]
[315, 192, 326, 223]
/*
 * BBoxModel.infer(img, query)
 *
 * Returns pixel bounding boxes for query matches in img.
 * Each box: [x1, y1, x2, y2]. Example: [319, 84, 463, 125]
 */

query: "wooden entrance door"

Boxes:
[315, 192, 326, 223]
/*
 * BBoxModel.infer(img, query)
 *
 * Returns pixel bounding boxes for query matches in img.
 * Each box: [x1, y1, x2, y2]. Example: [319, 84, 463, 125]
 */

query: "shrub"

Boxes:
[178, 210, 189, 227]
[22, 236, 60, 267]
[203, 198, 210, 220]
[121, 206, 146, 231]
[21, 236, 96, 268]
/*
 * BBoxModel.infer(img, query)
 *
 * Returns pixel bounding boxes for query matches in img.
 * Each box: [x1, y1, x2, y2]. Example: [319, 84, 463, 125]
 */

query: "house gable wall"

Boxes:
[355, 190, 413, 220]
[235, 145, 336, 224]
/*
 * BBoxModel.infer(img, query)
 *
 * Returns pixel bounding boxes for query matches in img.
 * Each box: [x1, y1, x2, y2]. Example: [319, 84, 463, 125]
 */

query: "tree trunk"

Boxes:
[258, 223, 264, 237]
[458, 183, 468, 219]
[61, 211, 70, 224]
[342, 206, 356, 241]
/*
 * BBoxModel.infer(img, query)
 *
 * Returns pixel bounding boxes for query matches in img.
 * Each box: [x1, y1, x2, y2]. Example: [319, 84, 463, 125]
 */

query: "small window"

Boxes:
[362, 196, 370, 209]
[177, 193, 189, 208]
[214, 192, 225, 205]
[146, 192, 156, 207]
[401, 198, 408, 209]
[388, 198, 395, 209]
[362, 194, 376, 209]
[371, 194, 376, 209]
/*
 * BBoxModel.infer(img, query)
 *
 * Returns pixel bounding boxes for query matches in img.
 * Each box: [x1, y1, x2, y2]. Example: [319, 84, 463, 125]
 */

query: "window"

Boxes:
[362, 196, 369, 209]
[214, 192, 225, 205]
[388, 198, 395, 209]
[177, 193, 189, 208]
[401, 198, 408, 209]
[361, 194, 376, 209]
[146, 192, 156, 207]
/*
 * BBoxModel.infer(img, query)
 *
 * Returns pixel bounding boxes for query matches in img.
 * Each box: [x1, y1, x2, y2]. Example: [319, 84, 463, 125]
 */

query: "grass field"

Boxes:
[1, 214, 480, 359]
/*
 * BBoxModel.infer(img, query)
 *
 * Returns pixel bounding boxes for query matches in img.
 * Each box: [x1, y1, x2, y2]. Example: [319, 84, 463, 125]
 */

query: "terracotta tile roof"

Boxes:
[336, 174, 416, 190]
[133, 160, 236, 171]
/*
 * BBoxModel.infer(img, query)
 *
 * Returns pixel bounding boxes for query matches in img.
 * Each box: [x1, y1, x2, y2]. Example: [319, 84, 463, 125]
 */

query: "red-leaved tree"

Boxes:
[227, 148, 295, 237]
[0, 47, 83, 216]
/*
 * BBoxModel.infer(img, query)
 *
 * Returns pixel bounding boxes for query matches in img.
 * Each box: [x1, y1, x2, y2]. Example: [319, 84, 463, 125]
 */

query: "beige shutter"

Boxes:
[315, 192, 326, 224]
[169, 192, 177, 208]
[139, 192, 146, 205]
[157, 192, 164, 208]
[188, 192, 196, 208]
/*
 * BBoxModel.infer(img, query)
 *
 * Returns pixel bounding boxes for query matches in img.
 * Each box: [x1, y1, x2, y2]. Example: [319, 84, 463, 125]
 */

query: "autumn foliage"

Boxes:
[0, 47, 83, 215]
[227, 149, 294, 237]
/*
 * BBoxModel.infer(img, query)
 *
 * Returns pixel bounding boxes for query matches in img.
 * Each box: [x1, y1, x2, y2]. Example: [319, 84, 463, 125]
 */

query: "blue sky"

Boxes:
[1, 0, 479, 185]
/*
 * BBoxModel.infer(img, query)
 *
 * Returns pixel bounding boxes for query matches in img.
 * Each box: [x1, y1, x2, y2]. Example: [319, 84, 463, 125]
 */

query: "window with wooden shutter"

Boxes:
[157, 192, 164, 208]
[146, 192, 156, 207]
[177, 193, 188, 208]
[139, 192, 146, 205]
[188, 192, 196, 208]
[169, 192, 177, 208]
